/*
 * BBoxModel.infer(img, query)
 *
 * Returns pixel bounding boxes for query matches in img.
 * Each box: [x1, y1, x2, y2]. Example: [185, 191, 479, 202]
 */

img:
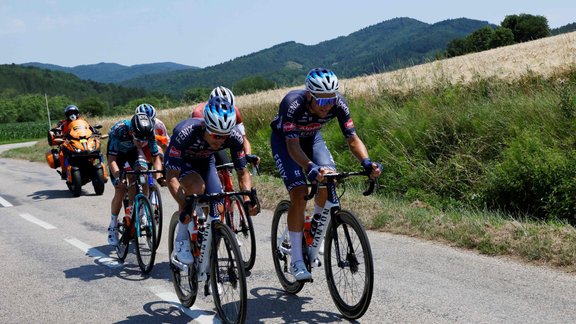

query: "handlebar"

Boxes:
[215, 154, 260, 175]
[304, 170, 377, 200]
[183, 187, 260, 217]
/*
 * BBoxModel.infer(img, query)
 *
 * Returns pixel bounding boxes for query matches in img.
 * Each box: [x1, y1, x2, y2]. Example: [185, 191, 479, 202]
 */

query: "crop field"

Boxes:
[0, 121, 47, 144]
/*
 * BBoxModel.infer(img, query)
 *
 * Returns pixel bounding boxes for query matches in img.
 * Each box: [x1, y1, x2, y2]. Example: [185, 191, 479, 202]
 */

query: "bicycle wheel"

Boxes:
[134, 195, 157, 274]
[271, 200, 305, 294]
[210, 222, 247, 324]
[168, 211, 197, 307]
[324, 210, 374, 319]
[115, 218, 129, 262]
[227, 196, 256, 271]
[149, 183, 163, 250]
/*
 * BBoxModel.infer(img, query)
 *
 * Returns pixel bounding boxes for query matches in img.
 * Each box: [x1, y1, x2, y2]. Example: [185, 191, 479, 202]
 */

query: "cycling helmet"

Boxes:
[305, 68, 339, 93]
[135, 103, 157, 120]
[64, 105, 80, 120]
[209, 86, 235, 106]
[130, 113, 154, 140]
[203, 96, 236, 135]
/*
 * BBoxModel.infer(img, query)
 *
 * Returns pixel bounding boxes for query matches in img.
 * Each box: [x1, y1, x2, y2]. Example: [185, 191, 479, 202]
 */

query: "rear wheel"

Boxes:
[92, 168, 105, 195]
[168, 212, 197, 307]
[211, 222, 247, 324]
[227, 196, 256, 271]
[324, 210, 374, 319]
[271, 200, 305, 294]
[149, 183, 163, 250]
[134, 195, 157, 274]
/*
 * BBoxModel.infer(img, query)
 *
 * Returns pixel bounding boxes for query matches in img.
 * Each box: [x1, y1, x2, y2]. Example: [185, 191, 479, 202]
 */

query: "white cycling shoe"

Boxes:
[291, 260, 312, 281]
[107, 226, 119, 247]
[175, 239, 194, 265]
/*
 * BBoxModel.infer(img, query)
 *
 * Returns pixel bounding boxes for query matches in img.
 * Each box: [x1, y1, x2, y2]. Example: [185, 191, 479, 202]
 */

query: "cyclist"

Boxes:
[48, 104, 98, 179]
[165, 96, 260, 264]
[270, 68, 381, 281]
[190, 86, 259, 166]
[106, 112, 164, 246]
[135, 103, 170, 154]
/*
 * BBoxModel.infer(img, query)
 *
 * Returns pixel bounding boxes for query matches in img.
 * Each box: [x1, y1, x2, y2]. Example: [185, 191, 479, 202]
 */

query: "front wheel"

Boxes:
[149, 184, 163, 250]
[227, 196, 256, 271]
[92, 168, 105, 195]
[134, 195, 157, 274]
[211, 222, 247, 324]
[69, 168, 82, 197]
[168, 211, 197, 307]
[324, 210, 374, 319]
[271, 200, 305, 294]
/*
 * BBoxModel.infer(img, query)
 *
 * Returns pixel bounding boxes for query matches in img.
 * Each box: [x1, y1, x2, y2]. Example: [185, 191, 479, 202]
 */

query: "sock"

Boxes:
[289, 231, 303, 264]
[110, 213, 118, 227]
[176, 220, 190, 241]
[313, 203, 323, 216]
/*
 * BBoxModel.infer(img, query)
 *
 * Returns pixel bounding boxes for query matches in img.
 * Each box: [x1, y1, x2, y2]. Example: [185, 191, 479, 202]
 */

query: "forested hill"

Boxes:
[22, 62, 198, 83]
[120, 17, 492, 96]
[0, 64, 148, 107]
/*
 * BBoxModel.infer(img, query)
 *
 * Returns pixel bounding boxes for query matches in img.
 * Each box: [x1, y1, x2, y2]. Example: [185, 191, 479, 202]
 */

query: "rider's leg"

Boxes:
[174, 171, 205, 264]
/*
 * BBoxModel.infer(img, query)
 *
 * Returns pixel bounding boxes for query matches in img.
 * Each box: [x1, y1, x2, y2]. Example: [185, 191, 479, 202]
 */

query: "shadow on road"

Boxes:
[246, 286, 350, 323]
[28, 189, 74, 200]
[116, 301, 207, 324]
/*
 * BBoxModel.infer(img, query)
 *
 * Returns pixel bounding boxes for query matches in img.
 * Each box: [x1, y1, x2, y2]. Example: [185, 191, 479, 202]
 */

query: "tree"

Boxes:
[468, 26, 494, 52]
[446, 38, 470, 58]
[488, 27, 515, 48]
[233, 76, 276, 95]
[501, 14, 550, 43]
[80, 97, 107, 117]
[184, 87, 211, 104]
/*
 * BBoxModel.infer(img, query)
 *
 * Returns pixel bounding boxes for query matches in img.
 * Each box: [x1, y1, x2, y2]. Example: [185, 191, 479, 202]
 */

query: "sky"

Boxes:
[1, 0, 574, 68]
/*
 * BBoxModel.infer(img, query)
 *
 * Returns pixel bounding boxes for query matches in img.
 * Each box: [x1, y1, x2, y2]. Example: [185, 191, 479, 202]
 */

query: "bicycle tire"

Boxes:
[227, 196, 256, 271]
[115, 219, 129, 262]
[210, 222, 247, 324]
[324, 210, 374, 319]
[134, 195, 157, 274]
[168, 211, 197, 307]
[149, 183, 163, 250]
[271, 200, 305, 294]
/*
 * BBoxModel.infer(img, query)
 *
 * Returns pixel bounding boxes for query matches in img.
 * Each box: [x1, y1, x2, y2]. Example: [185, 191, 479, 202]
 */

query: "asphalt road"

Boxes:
[1, 144, 576, 323]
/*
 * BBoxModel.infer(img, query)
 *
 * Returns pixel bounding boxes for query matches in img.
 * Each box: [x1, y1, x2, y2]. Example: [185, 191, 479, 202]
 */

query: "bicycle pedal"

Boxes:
[298, 278, 314, 283]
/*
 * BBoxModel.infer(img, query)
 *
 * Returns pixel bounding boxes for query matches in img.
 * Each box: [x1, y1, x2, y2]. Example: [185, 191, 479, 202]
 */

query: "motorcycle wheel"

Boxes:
[92, 168, 105, 195]
[70, 169, 82, 197]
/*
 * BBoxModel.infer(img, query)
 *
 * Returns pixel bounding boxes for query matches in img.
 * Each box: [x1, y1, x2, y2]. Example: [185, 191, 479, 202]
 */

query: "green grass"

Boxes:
[0, 121, 47, 144]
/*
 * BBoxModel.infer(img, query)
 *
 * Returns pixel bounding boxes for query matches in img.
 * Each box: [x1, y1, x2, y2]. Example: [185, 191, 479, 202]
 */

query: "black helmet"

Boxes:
[130, 113, 154, 140]
[64, 105, 80, 121]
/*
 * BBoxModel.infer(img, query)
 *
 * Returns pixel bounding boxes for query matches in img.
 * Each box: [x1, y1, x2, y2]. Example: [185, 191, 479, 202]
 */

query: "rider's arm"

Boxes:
[286, 138, 313, 170]
[347, 134, 381, 179]
[236, 168, 252, 196]
[108, 155, 120, 179]
[242, 135, 252, 155]
[152, 154, 163, 180]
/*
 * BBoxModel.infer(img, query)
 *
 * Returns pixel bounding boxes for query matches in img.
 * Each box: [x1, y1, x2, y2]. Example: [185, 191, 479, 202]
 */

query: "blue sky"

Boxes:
[1, 0, 574, 68]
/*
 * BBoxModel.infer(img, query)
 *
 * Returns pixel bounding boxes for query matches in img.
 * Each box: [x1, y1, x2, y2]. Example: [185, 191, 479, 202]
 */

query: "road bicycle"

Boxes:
[271, 170, 376, 319]
[216, 159, 259, 271]
[115, 169, 162, 274]
[168, 188, 259, 324]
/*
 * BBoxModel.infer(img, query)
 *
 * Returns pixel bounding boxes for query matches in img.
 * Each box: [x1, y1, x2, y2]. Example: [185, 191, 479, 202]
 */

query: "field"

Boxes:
[0, 121, 47, 144]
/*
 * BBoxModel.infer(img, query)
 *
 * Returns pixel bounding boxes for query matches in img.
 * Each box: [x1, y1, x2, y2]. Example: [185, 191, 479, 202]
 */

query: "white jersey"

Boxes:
[154, 118, 170, 145]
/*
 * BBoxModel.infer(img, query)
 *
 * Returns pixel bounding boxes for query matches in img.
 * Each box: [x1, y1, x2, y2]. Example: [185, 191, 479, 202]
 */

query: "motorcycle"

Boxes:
[45, 119, 108, 197]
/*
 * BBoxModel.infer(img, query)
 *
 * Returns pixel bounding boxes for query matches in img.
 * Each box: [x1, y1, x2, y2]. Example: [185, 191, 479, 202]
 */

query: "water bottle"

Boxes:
[310, 213, 321, 238]
[124, 198, 132, 217]
[304, 214, 313, 246]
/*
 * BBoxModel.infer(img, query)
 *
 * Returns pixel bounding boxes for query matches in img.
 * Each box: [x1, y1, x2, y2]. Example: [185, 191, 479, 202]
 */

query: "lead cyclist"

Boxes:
[270, 68, 381, 281]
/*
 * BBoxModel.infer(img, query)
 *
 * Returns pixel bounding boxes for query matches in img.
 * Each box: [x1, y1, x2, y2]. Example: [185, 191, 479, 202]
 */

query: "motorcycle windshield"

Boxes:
[67, 120, 93, 139]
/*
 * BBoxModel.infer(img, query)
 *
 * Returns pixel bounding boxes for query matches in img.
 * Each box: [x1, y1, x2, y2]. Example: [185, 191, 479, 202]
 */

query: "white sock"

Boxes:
[289, 231, 303, 263]
[176, 221, 189, 241]
[313, 203, 323, 216]
[109, 213, 118, 227]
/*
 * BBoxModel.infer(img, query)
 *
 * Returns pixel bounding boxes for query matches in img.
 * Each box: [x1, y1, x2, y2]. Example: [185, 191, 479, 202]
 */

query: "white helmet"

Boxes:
[209, 86, 235, 106]
[305, 68, 339, 93]
[135, 103, 156, 120]
[203, 96, 236, 135]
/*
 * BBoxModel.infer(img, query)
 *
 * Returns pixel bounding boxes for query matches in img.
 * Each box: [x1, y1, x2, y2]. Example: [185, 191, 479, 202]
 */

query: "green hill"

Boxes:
[120, 17, 492, 96]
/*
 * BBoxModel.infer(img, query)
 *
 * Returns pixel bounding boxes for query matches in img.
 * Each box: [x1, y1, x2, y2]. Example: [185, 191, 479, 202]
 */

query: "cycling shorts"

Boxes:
[271, 131, 336, 192]
[176, 155, 222, 195]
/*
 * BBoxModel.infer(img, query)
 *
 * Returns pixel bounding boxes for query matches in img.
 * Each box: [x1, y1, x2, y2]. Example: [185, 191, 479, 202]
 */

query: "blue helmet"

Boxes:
[203, 96, 236, 135]
[305, 68, 339, 94]
[135, 103, 157, 120]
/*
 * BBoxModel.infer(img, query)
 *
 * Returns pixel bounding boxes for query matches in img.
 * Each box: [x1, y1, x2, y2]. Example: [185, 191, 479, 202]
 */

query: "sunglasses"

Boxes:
[310, 92, 337, 106]
[132, 136, 148, 143]
[206, 129, 228, 140]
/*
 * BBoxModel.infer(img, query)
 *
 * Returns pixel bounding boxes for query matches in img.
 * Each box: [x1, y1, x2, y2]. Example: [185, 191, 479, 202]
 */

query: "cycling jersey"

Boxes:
[270, 90, 356, 140]
[165, 118, 247, 172]
[153, 118, 170, 147]
[107, 120, 160, 157]
[191, 102, 246, 136]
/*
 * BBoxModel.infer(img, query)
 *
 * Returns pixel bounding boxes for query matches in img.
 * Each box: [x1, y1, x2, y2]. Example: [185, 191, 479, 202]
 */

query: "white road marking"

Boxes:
[64, 237, 122, 268]
[0, 196, 13, 207]
[19, 213, 56, 229]
[148, 285, 219, 323]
